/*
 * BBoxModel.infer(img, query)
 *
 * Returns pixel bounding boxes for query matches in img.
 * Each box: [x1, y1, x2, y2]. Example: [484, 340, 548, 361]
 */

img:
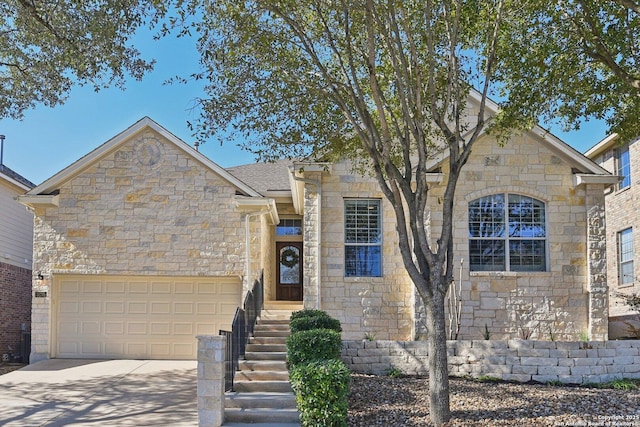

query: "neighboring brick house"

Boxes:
[19, 108, 617, 362]
[0, 165, 34, 361]
[586, 135, 640, 339]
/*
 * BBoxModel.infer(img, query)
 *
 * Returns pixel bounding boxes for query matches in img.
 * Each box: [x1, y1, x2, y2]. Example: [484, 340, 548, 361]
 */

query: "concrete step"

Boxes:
[225, 392, 297, 409]
[253, 330, 290, 338]
[238, 360, 287, 371]
[258, 318, 290, 324]
[246, 343, 287, 352]
[262, 303, 303, 311]
[235, 370, 290, 382]
[255, 323, 290, 331]
[250, 336, 287, 345]
[234, 380, 293, 393]
[224, 408, 300, 424]
[244, 351, 287, 361]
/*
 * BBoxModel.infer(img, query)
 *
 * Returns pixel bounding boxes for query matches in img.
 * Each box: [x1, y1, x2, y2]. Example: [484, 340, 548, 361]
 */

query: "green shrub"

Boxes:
[290, 359, 350, 427]
[290, 315, 342, 333]
[286, 328, 343, 368]
[290, 309, 331, 321]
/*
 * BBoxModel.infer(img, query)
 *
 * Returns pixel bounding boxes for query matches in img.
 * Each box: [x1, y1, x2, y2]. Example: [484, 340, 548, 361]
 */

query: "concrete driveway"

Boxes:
[0, 359, 198, 426]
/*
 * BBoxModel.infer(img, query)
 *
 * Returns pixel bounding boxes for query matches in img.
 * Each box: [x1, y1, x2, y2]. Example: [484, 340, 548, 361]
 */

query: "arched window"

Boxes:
[468, 194, 546, 272]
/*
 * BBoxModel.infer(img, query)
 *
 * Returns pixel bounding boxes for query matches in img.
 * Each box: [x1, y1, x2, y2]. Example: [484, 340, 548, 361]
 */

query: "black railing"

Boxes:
[219, 273, 264, 392]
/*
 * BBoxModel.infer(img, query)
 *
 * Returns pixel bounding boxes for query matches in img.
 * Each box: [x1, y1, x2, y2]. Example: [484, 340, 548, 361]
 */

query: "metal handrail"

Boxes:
[219, 272, 264, 391]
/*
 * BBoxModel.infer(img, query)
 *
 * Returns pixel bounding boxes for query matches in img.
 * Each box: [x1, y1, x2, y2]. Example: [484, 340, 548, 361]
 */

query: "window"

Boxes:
[618, 228, 634, 286]
[344, 199, 382, 277]
[469, 194, 546, 272]
[616, 143, 631, 189]
[276, 218, 302, 236]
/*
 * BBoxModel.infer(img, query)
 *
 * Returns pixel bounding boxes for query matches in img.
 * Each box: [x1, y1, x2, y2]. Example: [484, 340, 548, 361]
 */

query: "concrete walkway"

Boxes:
[0, 359, 198, 426]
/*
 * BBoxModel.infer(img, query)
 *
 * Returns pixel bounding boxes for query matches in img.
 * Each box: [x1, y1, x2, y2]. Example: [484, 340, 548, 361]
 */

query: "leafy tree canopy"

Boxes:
[495, 0, 640, 142]
[175, 1, 515, 424]
[0, 0, 168, 119]
[182, 0, 510, 163]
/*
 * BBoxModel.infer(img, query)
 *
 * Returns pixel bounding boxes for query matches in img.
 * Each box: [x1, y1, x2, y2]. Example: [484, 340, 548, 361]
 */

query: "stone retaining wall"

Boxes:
[342, 339, 640, 384]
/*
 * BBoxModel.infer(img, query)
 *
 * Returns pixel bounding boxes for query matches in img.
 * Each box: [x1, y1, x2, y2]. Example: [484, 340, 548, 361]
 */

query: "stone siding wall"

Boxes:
[342, 339, 640, 384]
[305, 167, 414, 340]
[419, 133, 608, 341]
[308, 131, 608, 342]
[593, 139, 640, 337]
[30, 129, 258, 361]
[0, 262, 31, 358]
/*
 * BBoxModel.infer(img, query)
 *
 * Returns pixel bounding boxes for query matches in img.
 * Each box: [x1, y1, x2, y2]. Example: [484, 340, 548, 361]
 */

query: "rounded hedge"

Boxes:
[290, 359, 350, 427]
[286, 328, 343, 368]
[290, 315, 342, 334]
[290, 309, 331, 321]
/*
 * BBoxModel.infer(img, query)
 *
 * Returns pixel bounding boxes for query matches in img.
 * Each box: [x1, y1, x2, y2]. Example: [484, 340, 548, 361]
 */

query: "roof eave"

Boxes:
[573, 173, 620, 187]
[17, 194, 60, 208]
[1, 172, 34, 192]
[584, 133, 619, 159]
[27, 117, 262, 198]
[234, 196, 280, 225]
[531, 126, 612, 175]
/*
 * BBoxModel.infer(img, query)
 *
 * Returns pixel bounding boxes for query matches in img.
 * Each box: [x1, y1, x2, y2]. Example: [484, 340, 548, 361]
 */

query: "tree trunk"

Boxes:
[426, 288, 451, 426]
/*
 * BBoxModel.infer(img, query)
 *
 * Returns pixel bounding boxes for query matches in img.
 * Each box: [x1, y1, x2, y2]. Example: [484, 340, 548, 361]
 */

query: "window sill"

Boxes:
[344, 276, 384, 282]
[470, 271, 552, 278]
[614, 185, 631, 196]
[618, 283, 636, 289]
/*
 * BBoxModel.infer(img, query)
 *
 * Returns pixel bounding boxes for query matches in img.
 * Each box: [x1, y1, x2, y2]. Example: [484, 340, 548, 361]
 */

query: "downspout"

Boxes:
[290, 174, 322, 309]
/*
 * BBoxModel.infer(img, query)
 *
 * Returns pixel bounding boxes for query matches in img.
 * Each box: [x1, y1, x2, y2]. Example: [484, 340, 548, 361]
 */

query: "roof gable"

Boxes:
[27, 117, 261, 197]
[426, 90, 614, 176]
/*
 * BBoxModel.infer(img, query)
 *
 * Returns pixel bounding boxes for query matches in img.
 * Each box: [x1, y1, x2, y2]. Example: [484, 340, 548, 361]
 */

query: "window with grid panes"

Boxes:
[618, 228, 634, 286]
[616, 142, 631, 190]
[344, 199, 382, 277]
[276, 218, 302, 236]
[469, 194, 546, 272]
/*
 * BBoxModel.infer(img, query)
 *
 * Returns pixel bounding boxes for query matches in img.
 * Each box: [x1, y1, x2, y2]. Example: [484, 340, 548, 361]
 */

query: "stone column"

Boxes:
[197, 335, 226, 427]
[303, 177, 320, 309]
[585, 186, 608, 341]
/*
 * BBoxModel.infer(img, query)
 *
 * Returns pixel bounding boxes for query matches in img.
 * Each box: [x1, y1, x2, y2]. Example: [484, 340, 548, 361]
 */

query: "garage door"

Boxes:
[53, 275, 241, 359]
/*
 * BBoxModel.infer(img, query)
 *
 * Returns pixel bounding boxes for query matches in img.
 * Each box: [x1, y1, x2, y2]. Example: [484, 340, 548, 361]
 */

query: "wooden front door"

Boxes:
[276, 242, 303, 301]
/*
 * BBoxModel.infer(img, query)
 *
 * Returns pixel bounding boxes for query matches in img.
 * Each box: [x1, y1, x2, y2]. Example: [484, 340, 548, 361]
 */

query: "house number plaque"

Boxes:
[35, 291, 47, 298]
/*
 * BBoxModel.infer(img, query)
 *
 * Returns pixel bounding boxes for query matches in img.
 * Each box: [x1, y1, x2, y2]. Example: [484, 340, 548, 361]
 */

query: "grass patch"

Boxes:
[472, 375, 502, 383]
[590, 378, 639, 390]
[387, 367, 404, 378]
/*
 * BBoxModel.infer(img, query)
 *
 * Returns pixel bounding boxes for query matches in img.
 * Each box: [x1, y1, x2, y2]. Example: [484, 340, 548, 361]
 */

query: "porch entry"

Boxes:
[276, 241, 303, 301]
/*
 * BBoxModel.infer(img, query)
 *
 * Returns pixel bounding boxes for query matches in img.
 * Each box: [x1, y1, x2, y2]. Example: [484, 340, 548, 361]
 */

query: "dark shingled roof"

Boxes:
[226, 159, 293, 195]
[0, 165, 35, 189]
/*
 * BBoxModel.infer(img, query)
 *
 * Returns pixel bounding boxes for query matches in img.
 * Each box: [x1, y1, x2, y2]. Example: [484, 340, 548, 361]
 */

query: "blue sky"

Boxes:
[0, 28, 610, 185]
[0, 29, 257, 185]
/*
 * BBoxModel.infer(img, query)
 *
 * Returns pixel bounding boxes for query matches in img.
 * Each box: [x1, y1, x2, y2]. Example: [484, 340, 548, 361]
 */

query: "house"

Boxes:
[586, 135, 640, 339]
[19, 110, 617, 363]
[0, 164, 34, 361]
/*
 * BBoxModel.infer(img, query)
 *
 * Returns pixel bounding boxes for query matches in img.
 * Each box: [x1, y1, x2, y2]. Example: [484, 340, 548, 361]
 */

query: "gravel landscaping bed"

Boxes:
[348, 374, 640, 426]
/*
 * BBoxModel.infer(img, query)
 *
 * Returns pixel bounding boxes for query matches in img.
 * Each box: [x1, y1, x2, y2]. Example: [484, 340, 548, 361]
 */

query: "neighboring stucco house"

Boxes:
[586, 134, 640, 339]
[0, 164, 34, 361]
[19, 105, 617, 362]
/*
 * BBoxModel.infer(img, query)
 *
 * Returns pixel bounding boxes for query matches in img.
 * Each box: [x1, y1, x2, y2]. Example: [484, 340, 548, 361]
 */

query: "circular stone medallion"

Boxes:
[134, 136, 163, 168]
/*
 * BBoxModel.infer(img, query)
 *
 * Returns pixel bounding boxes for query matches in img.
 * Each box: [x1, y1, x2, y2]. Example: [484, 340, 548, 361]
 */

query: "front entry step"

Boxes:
[226, 391, 297, 409]
[233, 380, 292, 393]
[223, 307, 300, 426]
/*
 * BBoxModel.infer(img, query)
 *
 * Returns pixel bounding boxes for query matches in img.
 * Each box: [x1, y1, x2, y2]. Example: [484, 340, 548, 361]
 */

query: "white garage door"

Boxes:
[53, 275, 241, 359]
